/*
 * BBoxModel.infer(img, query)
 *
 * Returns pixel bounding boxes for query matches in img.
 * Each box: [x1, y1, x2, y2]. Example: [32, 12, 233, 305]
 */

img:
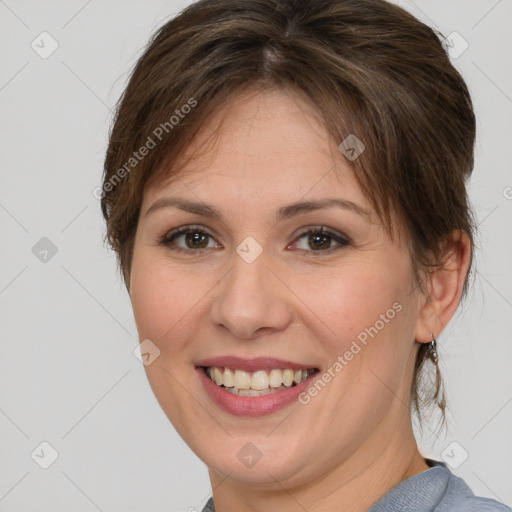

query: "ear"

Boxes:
[414, 230, 472, 343]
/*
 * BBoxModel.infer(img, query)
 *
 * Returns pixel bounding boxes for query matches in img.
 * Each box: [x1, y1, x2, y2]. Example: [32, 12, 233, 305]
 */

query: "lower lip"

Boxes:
[196, 367, 318, 416]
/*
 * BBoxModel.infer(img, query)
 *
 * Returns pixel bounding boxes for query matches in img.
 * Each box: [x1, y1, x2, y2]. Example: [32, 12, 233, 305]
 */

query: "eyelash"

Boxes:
[293, 226, 351, 254]
[159, 225, 217, 255]
[158, 225, 351, 256]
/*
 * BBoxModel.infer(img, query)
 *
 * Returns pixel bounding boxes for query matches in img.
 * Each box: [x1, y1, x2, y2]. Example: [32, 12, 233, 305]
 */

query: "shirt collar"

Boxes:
[369, 460, 450, 512]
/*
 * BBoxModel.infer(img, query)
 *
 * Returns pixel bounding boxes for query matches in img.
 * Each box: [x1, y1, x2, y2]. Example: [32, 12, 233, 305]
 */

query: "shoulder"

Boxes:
[201, 463, 510, 512]
[369, 460, 510, 512]
[436, 466, 510, 512]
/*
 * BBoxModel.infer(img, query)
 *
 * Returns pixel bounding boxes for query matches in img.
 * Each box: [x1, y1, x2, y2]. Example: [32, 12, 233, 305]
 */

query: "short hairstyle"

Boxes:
[101, 0, 476, 422]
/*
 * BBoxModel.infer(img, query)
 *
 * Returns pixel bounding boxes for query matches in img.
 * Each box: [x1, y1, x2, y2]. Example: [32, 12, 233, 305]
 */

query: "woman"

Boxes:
[101, 0, 510, 510]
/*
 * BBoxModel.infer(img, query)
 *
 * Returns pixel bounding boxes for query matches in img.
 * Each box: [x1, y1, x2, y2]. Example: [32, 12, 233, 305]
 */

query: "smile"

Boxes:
[194, 357, 321, 416]
[204, 366, 317, 396]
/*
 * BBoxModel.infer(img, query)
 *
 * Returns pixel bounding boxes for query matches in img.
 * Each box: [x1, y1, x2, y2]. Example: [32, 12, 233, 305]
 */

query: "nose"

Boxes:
[209, 248, 294, 340]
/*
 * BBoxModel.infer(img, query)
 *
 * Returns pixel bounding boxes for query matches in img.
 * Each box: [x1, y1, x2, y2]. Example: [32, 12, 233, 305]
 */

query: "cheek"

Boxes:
[294, 260, 413, 347]
[289, 262, 418, 448]
[293, 256, 419, 411]
[128, 248, 206, 428]
[130, 247, 196, 346]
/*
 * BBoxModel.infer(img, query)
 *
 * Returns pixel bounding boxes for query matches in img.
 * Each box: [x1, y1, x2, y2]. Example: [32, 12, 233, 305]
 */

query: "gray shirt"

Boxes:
[200, 460, 510, 511]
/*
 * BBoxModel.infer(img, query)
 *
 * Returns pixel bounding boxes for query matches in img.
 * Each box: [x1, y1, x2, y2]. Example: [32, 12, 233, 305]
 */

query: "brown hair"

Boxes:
[101, 0, 476, 423]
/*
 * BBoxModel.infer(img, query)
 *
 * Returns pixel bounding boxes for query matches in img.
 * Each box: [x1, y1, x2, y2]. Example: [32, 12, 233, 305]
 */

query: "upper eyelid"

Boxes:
[162, 224, 350, 248]
[165, 224, 217, 236]
[294, 225, 350, 240]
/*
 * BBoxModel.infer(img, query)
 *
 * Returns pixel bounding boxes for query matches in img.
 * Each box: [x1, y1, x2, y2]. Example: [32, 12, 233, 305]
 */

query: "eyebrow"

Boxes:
[145, 197, 370, 221]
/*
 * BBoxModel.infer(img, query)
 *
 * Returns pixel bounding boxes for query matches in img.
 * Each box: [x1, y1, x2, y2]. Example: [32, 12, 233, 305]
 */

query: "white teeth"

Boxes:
[251, 370, 269, 390]
[223, 367, 235, 388]
[239, 388, 270, 397]
[234, 370, 252, 390]
[206, 366, 314, 393]
[269, 369, 283, 388]
[282, 369, 294, 387]
[213, 367, 223, 386]
[226, 385, 288, 396]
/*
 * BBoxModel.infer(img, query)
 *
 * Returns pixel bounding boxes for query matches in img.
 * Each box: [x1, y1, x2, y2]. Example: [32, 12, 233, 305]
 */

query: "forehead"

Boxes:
[143, 87, 367, 209]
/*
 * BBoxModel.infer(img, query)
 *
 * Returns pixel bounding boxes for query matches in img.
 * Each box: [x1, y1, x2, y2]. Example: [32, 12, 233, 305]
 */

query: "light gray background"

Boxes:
[1, 1, 511, 510]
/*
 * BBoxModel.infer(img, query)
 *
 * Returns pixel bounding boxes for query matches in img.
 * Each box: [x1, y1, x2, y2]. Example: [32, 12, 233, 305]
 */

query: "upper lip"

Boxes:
[194, 356, 318, 373]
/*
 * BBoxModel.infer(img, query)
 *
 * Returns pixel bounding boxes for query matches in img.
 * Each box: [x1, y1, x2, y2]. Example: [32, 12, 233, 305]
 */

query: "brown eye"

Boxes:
[184, 231, 210, 249]
[160, 226, 220, 253]
[307, 232, 332, 250]
[293, 227, 350, 253]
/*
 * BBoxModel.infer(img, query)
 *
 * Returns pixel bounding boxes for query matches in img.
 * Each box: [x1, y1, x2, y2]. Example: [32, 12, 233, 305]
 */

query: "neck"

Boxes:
[208, 416, 429, 512]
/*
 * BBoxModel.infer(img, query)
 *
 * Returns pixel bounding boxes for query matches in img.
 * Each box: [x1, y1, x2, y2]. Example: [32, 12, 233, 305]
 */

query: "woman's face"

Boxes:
[130, 88, 424, 487]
